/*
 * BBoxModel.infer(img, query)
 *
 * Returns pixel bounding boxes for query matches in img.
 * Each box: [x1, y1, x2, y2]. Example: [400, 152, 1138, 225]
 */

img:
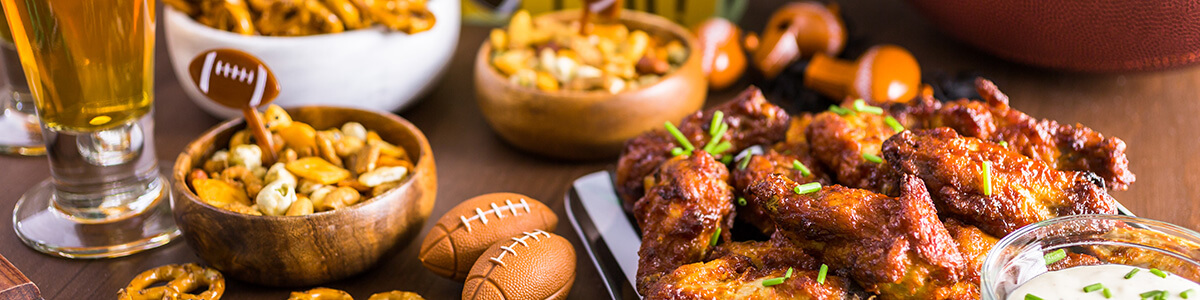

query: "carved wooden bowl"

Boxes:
[172, 106, 437, 287]
[474, 9, 707, 160]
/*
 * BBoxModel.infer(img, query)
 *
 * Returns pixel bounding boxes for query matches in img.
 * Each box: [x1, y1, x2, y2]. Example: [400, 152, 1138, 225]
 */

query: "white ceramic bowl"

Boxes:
[164, 1, 460, 119]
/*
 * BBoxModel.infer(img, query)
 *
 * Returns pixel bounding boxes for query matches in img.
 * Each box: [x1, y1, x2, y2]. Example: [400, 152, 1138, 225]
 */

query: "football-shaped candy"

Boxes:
[187, 48, 280, 109]
[419, 193, 558, 281]
[462, 230, 576, 300]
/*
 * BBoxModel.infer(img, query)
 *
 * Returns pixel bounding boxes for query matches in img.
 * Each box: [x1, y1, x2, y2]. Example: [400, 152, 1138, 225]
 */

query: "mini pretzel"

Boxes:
[118, 264, 225, 300]
[288, 287, 353, 300]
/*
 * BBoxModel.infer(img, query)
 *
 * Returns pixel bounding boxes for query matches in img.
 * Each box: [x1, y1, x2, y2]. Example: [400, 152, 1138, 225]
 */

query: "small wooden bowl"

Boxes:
[475, 10, 707, 160]
[172, 106, 437, 287]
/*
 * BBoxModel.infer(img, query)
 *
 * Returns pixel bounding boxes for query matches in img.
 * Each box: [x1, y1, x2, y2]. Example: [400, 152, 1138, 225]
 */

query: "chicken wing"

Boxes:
[910, 78, 1134, 190]
[641, 240, 860, 299]
[634, 151, 736, 293]
[805, 105, 900, 190]
[747, 174, 976, 299]
[882, 128, 1118, 237]
[731, 147, 830, 234]
[943, 218, 998, 283]
[617, 87, 791, 212]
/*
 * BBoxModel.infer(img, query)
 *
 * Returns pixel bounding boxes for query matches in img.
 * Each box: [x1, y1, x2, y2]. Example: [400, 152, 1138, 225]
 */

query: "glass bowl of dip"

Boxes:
[982, 214, 1200, 300]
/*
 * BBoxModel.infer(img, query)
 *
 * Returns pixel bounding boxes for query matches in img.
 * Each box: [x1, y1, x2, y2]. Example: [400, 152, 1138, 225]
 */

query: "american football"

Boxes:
[462, 230, 576, 300]
[187, 48, 280, 108]
[419, 192, 558, 281]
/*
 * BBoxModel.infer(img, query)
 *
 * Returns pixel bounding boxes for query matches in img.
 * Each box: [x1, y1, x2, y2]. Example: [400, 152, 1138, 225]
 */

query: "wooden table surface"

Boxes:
[2, 0, 1199, 299]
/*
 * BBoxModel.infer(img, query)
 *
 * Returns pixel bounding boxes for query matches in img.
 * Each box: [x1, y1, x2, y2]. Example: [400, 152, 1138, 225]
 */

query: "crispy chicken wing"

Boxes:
[943, 219, 998, 283]
[909, 79, 1134, 190]
[731, 147, 830, 234]
[634, 151, 736, 293]
[617, 87, 791, 211]
[806, 106, 900, 190]
[882, 128, 1118, 236]
[642, 240, 859, 299]
[747, 174, 976, 299]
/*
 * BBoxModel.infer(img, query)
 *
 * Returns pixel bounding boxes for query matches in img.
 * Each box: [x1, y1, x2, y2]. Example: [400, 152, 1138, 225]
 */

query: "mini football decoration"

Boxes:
[188, 48, 282, 164]
[419, 193, 558, 281]
[462, 230, 576, 300]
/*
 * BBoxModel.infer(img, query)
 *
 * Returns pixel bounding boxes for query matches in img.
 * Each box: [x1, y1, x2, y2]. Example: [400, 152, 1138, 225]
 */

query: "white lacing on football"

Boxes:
[458, 199, 532, 233]
[488, 230, 551, 268]
[213, 60, 255, 84]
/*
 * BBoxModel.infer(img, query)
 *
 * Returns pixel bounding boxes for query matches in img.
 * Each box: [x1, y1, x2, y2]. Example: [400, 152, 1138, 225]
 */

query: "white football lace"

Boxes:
[458, 199, 532, 233]
[488, 230, 551, 267]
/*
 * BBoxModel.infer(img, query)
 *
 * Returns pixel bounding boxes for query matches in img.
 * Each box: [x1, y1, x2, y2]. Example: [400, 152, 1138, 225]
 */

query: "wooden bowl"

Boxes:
[172, 106, 437, 287]
[474, 10, 707, 160]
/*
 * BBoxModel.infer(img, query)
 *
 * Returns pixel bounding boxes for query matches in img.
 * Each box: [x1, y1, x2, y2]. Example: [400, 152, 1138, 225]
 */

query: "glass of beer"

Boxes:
[4, 0, 179, 258]
[0, 13, 42, 156]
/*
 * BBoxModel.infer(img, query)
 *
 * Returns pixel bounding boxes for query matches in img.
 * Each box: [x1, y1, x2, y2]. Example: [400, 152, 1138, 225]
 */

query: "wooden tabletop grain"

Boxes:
[1, 0, 1198, 299]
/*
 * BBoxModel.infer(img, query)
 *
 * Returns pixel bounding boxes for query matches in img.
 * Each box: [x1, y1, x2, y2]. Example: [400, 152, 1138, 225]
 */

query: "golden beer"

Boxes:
[1, 0, 154, 132]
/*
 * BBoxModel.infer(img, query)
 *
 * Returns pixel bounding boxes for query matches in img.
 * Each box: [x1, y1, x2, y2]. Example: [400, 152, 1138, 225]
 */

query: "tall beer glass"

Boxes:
[0, 13, 42, 156]
[4, 0, 179, 258]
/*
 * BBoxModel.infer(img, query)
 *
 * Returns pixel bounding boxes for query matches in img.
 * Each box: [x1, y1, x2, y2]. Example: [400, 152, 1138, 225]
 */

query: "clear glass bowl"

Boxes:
[981, 214, 1200, 300]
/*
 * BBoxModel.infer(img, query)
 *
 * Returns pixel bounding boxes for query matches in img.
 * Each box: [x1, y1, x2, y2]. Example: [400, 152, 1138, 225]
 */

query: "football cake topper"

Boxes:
[189, 48, 281, 164]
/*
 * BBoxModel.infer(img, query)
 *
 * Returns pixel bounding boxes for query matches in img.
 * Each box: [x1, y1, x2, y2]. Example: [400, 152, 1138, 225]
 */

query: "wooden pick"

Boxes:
[580, 0, 623, 35]
[188, 48, 281, 165]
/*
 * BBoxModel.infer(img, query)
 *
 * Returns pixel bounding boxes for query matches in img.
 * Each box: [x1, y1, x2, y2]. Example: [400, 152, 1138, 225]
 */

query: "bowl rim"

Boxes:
[163, 0, 454, 43]
[172, 105, 432, 220]
[475, 9, 703, 99]
[979, 214, 1200, 299]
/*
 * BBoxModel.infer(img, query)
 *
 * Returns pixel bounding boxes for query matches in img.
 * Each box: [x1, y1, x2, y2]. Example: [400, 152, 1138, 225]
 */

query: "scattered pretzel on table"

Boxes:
[166, 0, 436, 36]
[117, 263, 225, 300]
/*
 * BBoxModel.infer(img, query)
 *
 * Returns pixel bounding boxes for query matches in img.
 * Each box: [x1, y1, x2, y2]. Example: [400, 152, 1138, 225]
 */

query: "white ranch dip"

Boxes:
[1007, 264, 1200, 300]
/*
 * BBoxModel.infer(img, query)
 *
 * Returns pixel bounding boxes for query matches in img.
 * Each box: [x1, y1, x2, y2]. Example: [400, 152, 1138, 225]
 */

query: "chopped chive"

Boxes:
[853, 99, 884, 115]
[738, 154, 754, 170]
[712, 141, 733, 154]
[671, 147, 684, 156]
[1140, 290, 1165, 299]
[999, 140, 1009, 148]
[1103, 287, 1112, 298]
[1084, 283, 1104, 293]
[884, 115, 904, 132]
[664, 121, 695, 151]
[863, 153, 883, 164]
[817, 264, 828, 284]
[1182, 289, 1194, 299]
[761, 276, 786, 287]
[720, 155, 733, 164]
[710, 227, 721, 247]
[794, 182, 821, 194]
[1024, 294, 1043, 300]
[828, 105, 855, 116]
[703, 122, 729, 154]
[1126, 268, 1140, 279]
[1150, 268, 1168, 278]
[710, 111, 725, 136]
[792, 160, 812, 177]
[1044, 249, 1066, 265]
[785, 267, 794, 278]
[737, 197, 747, 206]
[982, 161, 993, 196]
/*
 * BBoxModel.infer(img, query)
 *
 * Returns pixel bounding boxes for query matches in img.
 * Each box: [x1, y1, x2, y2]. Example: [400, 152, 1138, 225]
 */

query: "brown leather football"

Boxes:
[419, 193, 558, 281]
[907, 0, 1200, 71]
[461, 230, 576, 300]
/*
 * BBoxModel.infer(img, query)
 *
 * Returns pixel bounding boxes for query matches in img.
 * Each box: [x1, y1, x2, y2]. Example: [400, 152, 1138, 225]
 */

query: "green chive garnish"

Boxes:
[817, 264, 828, 284]
[712, 141, 733, 154]
[863, 153, 883, 164]
[762, 277, 785, 287]
[794, 182, 821, 194]
[884, 115, 904, 132]
[1024, 294, 1043, 300]
[785, 267, 793, 278]
[1125, 268, 1140, 279]
[710, 227, 721, 246]
[982, 161, 993, 196]
[792, 160, 812, 177]
[1084, 283, 1104, 293]
[738, 154, 754, 170]
[999, 141, 1009, 147]
[1044, 249, 1066, 265]
[1103, 287, 1112, 298]
[664, 121, 695, 151]
[853, 99, 884, 115]
[671, 147, 684, 156]
[1182, 289, 1194, 299]
[1150, 268, 1168, 278]
[1140, 290, 1165, 299]
[828, 105, 854, 116]
[720, 155, 733, 164]
[710, 111, 724, 136]
[703, 122, 729, 154]
[737, 197, 747, 206]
